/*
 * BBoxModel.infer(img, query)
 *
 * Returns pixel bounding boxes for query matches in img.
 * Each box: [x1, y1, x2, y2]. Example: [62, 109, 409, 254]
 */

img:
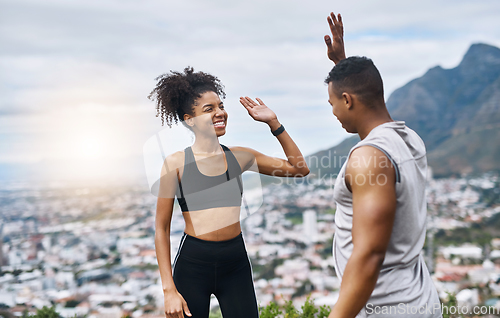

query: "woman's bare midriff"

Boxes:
[182, 206, 242, 241]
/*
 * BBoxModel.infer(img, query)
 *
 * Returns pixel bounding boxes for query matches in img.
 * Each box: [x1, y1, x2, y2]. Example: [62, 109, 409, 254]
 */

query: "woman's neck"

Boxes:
[191, 135, 221, 154]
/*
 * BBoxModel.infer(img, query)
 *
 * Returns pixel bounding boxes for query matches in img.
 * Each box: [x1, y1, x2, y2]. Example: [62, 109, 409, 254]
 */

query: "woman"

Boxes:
[149, 67, 309, 318]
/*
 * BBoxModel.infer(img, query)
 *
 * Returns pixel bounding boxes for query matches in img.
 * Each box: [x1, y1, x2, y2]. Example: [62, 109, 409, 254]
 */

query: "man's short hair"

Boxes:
[325, 56, 384, 106]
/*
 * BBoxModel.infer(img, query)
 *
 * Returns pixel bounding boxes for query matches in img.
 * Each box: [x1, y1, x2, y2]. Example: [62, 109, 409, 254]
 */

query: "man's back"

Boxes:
[333, 121, 442, 317]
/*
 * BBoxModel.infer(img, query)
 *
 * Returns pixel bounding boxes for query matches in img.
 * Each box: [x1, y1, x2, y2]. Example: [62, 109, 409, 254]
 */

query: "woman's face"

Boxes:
[185, 91, 228, 138]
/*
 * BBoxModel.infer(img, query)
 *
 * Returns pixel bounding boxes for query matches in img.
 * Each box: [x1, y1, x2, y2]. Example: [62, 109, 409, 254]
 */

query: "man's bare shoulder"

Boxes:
[347, 145, 394, 172]
[346, 146, 396, 191]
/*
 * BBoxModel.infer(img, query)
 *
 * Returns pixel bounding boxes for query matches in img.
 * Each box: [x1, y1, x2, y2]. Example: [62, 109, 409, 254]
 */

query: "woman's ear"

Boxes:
[184, 114, 195, 127]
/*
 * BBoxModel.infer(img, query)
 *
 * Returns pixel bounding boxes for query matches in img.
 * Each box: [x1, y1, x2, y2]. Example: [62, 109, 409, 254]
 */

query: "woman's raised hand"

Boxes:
[239, 96, 278, 125]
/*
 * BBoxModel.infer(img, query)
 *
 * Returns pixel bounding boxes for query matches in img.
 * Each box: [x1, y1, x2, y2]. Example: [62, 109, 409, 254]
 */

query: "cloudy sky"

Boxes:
[1, 0, 500, 184]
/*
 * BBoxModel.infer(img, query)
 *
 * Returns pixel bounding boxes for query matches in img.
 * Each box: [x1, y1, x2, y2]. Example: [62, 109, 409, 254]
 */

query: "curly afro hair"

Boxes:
[148, 66, 226, 127]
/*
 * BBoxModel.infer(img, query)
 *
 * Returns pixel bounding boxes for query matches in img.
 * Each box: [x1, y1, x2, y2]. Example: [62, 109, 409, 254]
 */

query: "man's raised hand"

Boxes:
[324, 12, 346, 64]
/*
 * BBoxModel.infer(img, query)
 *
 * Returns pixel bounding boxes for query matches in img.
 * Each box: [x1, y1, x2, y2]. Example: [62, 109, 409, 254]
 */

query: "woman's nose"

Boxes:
[215, 107, 224, 117]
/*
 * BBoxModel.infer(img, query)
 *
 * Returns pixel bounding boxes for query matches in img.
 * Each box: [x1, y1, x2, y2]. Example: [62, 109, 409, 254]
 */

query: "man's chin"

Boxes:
[343, 127, 357, 134]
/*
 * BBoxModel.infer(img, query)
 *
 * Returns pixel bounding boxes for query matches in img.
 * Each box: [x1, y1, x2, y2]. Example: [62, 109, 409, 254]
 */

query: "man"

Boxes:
[323, 13, 442, 318]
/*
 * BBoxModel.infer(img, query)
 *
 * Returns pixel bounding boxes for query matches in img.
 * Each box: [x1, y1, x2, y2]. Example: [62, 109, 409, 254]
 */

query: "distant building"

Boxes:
[77, 269, 111, 286]
[427, 166, 433, 181]
[440, 244, 483, 260]
[0, 237, 3, 267]
[275, 259, 310, 281]
[93, 306, 122, 318]
[0, 291, 15, 308]
[41, 235, 52, 252]
[467, 259, 499, 284]
[7, 249, 24, 266]
[491, 238, 500, 250]
[490, 250, 500, 260]
[455, 288, 479, 309]
[0, 223, 5, 266]
[303, 210, 318, 245]
[264, 211, 280, 231]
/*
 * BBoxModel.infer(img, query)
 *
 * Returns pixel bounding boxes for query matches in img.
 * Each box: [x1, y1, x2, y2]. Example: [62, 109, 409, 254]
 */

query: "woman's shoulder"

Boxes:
[165, 150, 186, 171]
[227, 146, 253, 158]
[227, 146, 257, 171]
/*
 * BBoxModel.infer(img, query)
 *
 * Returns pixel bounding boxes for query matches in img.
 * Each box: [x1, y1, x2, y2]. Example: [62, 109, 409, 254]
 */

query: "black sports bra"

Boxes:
[176, 144, 243, 212]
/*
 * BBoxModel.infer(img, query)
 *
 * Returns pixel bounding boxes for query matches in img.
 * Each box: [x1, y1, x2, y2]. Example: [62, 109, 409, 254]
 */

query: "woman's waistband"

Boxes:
[178, 232, 247, 263]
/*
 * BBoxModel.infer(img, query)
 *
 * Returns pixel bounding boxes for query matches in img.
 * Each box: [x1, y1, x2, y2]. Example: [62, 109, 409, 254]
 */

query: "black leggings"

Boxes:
[172, 232, 259, 318]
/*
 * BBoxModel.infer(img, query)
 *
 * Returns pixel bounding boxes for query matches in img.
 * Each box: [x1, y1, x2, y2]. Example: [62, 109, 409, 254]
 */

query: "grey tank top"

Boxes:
[332, 121, 442, 318]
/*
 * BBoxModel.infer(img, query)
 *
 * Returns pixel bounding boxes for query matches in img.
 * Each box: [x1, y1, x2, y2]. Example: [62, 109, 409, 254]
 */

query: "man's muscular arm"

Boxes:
[328, 146, 397, 318]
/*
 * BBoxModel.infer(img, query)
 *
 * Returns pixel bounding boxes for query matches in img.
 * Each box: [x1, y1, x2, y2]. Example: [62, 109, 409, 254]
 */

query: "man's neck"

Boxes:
[357, 112, 394, 140]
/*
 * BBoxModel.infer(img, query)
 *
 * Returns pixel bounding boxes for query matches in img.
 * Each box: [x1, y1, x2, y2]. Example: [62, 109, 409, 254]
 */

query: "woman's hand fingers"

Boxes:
[182, 298, 192, 317]
[243, 96, 259, 106]
[164, 291, 190, 318]
[164, 310, 183, 318]
[239, 96, 252, 109]
[255, 97, 265, 105]
[240, 96, 261, 111]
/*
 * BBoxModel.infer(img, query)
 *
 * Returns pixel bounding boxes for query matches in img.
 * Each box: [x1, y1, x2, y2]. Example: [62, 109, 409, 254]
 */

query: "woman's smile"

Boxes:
[212, 120, 226, 128]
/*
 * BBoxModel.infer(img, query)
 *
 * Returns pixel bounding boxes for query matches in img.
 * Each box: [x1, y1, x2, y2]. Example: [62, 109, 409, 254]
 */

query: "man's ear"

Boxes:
[183, 114, 195, 127]
[342, 92, 353, 110]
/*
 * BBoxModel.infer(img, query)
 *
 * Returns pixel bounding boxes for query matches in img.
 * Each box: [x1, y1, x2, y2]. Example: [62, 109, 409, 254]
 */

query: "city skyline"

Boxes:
[1, 171, 499, 316]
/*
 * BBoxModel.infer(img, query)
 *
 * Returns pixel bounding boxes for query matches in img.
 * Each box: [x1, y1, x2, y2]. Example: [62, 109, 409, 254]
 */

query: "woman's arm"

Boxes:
[234, 97, 309, 177]
[154, 155, 191, 318]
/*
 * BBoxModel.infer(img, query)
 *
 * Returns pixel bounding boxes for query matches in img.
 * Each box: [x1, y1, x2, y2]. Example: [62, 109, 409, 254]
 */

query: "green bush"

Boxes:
[260, 301, 282, 318]
[28, 297, 331, 318]
[283, 299, 299, 318]
[30, 306, 62, 318]
[317, 305, 330, 318]
[441, 292, 463, 318]
[300, 296, 318, 317]
[259, 295, 331, 318]
[25, 306, 79, 318]
[208, 308, 223, 318]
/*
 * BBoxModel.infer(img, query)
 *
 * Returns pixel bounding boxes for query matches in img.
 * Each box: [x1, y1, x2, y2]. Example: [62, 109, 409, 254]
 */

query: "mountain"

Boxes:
[308, 43, 500, 178]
